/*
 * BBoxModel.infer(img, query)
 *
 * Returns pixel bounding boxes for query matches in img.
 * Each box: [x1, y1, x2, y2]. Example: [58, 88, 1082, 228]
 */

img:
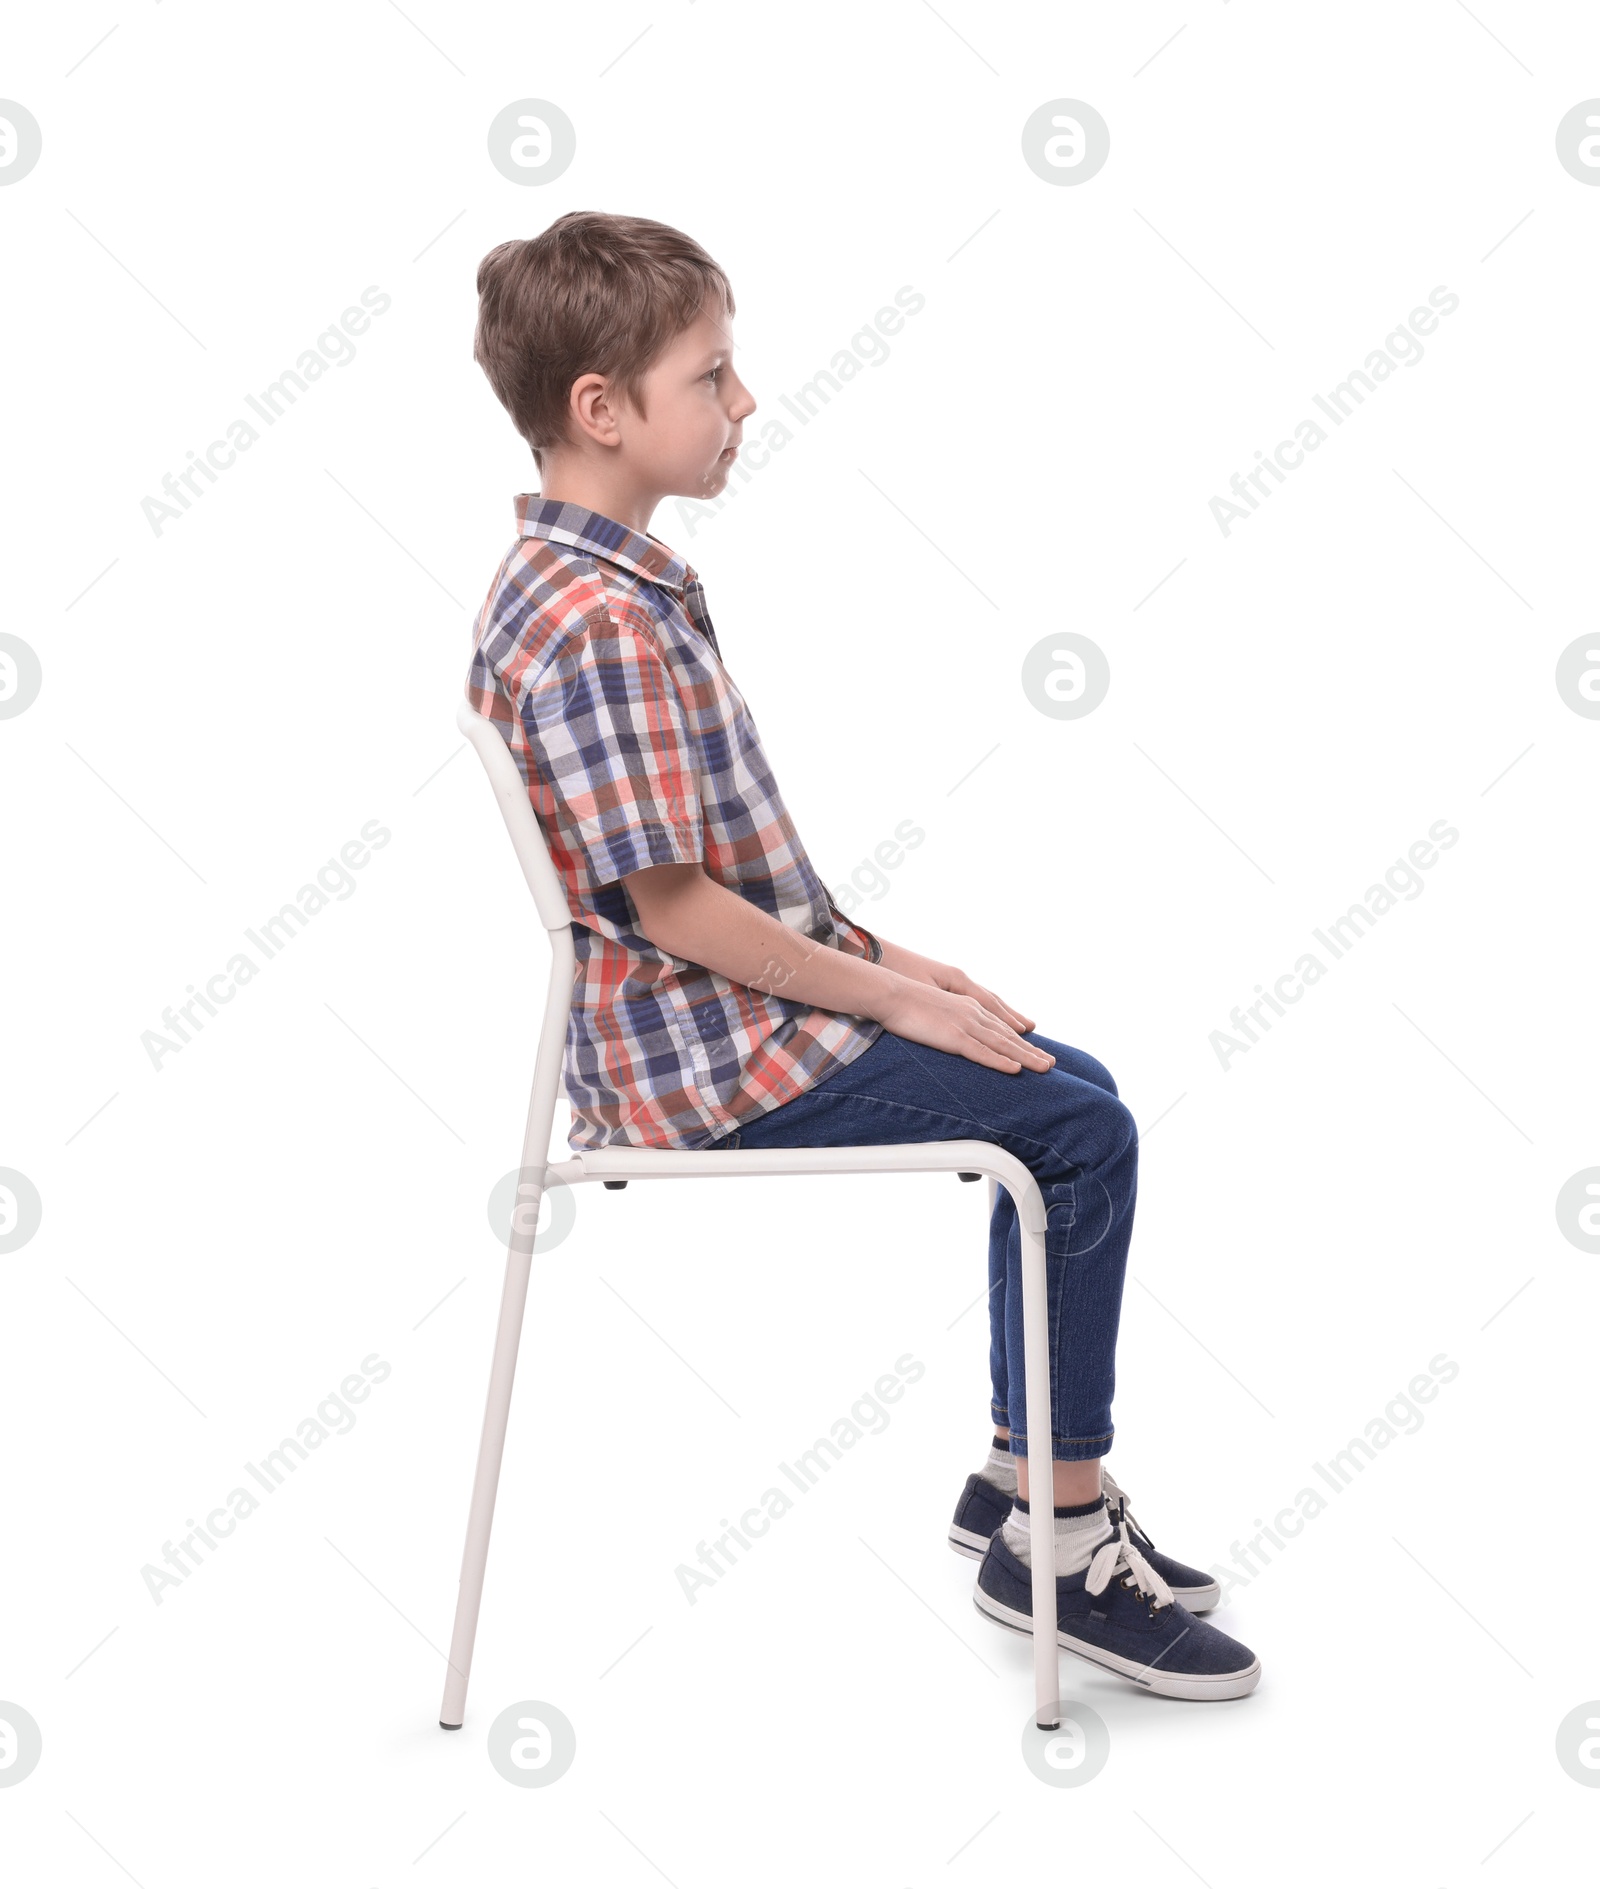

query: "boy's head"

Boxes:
[473, 210, 755, 509]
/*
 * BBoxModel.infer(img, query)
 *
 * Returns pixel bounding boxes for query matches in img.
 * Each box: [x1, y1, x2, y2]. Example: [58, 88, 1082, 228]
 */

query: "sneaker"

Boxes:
[949, 1468, 1221, 1613]
[973, 1506, 1260, 1701]
[947, 1472, 1012, 1559]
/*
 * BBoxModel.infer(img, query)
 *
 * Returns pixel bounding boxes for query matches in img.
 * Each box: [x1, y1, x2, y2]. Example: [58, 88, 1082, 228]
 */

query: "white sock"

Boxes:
[979, 1433, 1017, 1494]
[1001, 1493, 1114, 1575]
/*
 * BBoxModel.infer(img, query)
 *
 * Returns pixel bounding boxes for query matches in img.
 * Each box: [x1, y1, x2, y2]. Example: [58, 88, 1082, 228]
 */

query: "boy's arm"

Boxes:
[628, 863, 902, 1018]
[623, 864, 1053, 1074]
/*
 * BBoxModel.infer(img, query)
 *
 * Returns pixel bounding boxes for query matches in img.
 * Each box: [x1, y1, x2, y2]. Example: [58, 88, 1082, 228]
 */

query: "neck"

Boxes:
[536, 457, 658, 535]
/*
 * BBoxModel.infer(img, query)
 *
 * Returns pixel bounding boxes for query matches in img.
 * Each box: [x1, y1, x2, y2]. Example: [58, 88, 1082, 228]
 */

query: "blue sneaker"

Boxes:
[950, 1468, 1221, 1613]
[947, 1472, 1013, 1558]
[974, 1507, 1260, 1701]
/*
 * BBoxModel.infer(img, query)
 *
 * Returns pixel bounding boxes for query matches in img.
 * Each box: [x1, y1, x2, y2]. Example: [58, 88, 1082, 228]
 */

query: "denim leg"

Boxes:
[988, 1034, 1125, 1449]
[714, 1026, 1137, 1462]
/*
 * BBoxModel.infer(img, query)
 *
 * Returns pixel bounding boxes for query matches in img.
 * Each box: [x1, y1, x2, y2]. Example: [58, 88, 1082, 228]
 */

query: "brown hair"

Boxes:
[473, 210, 735, 472]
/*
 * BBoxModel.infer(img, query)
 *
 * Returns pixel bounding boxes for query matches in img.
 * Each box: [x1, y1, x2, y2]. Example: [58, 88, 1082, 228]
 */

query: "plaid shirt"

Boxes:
[465, 494, 886, 1151]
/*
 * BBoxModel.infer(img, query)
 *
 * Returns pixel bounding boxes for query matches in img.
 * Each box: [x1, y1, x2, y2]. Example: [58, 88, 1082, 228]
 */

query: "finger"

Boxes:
[968, 1014, 1055, 1068]
[978, 986, 1036, 1033]
[961, 1038, 1027, 1073]
[994, 992, 1037, 1032]
[971, 1002, 1044, 1045]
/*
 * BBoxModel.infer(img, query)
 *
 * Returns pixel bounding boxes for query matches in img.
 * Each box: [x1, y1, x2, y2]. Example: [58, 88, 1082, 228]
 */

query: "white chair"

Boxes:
[440, 698, 1067, 1730]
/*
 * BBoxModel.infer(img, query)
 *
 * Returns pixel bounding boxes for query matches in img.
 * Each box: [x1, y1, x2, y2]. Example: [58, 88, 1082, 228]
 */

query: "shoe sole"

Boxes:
[948, 1523, 1222, 1613]
[972, 1588, 1260, 1701]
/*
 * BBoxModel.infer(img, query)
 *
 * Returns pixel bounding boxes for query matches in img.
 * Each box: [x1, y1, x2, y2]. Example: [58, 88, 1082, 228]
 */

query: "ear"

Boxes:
[568, 371, 621, 448]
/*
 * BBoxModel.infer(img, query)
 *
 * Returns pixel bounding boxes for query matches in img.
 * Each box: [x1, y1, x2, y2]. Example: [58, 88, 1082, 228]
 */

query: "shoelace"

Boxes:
[1083, 1504, 1175, 1611]
[1100, 1469, 1156, 1550]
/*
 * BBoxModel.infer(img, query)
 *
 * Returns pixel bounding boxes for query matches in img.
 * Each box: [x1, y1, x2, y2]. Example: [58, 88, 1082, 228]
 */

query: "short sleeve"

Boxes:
[522, 615, 705, 889]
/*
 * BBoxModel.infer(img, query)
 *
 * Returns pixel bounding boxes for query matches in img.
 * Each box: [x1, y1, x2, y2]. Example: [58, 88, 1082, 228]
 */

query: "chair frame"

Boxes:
[441, 700, 1066, 1729]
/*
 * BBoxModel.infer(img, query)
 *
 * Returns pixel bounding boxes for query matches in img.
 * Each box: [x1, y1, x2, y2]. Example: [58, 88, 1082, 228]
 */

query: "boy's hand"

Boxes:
[871, 963, 1056, 1076]
[874, 940, 1041, 1039]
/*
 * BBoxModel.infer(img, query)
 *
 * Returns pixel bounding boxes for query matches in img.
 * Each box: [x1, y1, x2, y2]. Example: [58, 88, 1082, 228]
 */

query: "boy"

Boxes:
[465, 211, 1260, 1701]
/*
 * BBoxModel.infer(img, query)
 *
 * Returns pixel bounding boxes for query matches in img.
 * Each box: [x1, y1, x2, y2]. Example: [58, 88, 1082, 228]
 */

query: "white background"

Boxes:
[3, 1, 1598, 1881]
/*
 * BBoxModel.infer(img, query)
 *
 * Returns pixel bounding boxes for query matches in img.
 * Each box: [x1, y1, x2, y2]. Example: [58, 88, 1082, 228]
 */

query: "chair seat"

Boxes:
[545, 1139, 1049, 1235]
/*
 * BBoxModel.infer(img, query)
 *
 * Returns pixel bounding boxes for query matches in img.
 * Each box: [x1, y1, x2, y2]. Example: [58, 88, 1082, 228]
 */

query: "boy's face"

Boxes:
[623, 296, 757, 502]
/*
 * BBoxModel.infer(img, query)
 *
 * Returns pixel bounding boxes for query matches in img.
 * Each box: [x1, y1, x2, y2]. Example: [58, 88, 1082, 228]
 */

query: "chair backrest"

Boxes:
[455, 699, 575, 936]
[457, 696, 580, 1164]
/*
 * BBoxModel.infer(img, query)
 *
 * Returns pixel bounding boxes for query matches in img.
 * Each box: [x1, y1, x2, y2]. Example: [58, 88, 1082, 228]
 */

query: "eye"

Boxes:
[704, 364, 722, 382]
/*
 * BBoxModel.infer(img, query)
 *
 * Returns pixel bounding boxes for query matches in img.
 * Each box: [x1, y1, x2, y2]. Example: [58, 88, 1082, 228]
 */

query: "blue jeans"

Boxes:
[706, 1027, 1138, 1459]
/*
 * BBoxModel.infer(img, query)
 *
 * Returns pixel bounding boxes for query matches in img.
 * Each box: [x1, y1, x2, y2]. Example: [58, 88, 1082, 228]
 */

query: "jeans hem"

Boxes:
[1000, 1428, 1113, 1462]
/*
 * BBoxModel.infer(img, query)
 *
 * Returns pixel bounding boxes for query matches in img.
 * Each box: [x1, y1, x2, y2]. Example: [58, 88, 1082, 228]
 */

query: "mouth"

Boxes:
[719, 443, 739, 460]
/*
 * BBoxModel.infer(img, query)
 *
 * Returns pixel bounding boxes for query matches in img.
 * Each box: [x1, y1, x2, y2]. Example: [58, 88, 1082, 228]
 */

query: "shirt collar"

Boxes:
[514, 493, 698, 594]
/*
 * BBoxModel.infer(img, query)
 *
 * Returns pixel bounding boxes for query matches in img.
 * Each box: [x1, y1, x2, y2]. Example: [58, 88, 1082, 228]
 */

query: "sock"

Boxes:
[1001, 1492, 1114, 1576]
[978, 1432, 1016, 1495]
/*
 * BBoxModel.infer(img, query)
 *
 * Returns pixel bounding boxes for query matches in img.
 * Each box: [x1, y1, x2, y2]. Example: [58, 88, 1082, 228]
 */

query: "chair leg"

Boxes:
[1015, 1202, 1062, 1729]
[438, 1244, 535, 1728]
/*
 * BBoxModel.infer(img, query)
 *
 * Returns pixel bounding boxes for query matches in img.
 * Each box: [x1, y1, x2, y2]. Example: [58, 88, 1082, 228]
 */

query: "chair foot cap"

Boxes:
[440, 1720, 463, 1731]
